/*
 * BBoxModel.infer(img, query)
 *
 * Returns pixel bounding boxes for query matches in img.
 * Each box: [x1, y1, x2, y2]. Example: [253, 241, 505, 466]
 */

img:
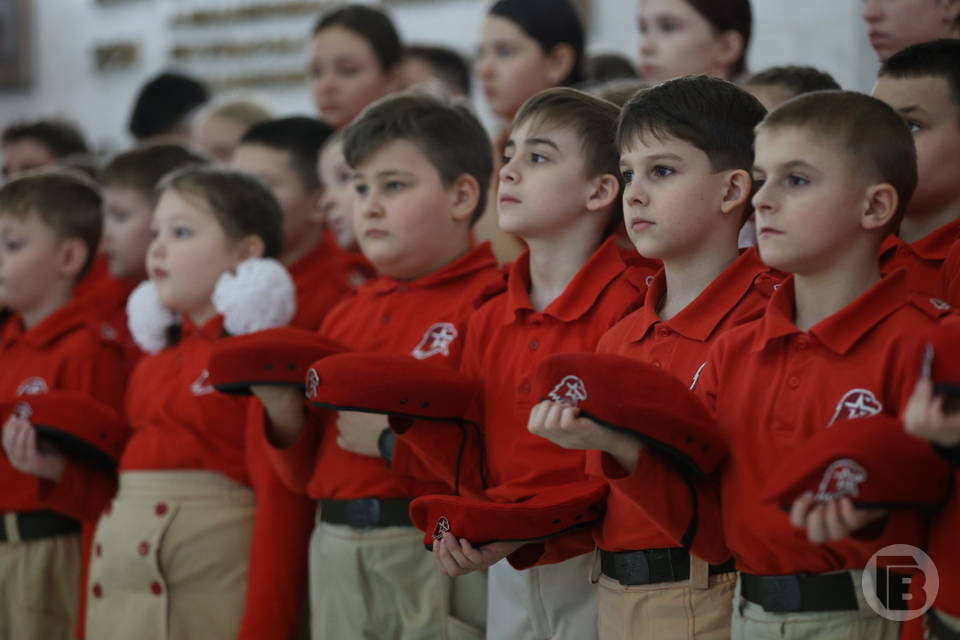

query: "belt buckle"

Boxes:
[762, 575, 803, 613]
[345, 498, 380, 528]
[646, 549, 678, 583]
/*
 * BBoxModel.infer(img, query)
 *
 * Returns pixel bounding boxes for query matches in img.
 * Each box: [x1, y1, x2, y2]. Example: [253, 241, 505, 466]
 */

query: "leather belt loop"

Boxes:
[589, 545, 602, 584]
[3, 513, 20, 544]
[689, 554, 710, 590]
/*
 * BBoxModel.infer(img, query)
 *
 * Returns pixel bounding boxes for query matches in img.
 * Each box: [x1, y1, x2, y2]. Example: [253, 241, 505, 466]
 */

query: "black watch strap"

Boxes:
[378, 428, 397, 465]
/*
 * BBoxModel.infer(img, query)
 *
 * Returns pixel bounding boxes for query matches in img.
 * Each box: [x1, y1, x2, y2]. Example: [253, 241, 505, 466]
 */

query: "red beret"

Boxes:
[763, 414, 953, 510]
[410, 480, 608, 550]
[1, 391, 130, 471]
[305, 352, 477, 426]
[208, 327, 345, 395]
[534, 352, 726, 475]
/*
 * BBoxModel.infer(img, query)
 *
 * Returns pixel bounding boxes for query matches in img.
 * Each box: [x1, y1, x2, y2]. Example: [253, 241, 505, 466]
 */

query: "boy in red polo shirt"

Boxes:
[428, 88, 650, 640]
[528, 76, 778, 640]
[231, 116, 372, 331]
[98, 143, 208, 359]
[598, 91, 949, 639]
[0, 171, 129, 639]
[257, 93, 503, 639]
[873, 39, 960, 297]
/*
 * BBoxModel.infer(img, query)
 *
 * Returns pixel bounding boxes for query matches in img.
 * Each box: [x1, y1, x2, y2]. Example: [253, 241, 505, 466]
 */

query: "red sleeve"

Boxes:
[238, 412, 314, 640]
[38, 461, 117, 523]
[263, 406, 325, 496]
[600, 448, 730, 565]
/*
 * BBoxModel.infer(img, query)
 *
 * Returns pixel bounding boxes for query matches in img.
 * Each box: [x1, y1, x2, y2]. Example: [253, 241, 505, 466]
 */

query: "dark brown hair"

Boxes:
[158, 167, 283, 259]
[513, 87, 624, 232]
[745, 65, 841, 96]
[880, 38, 960, 127]
[759, 90, 917, 229]
[312, 5, 403, 72]
[343, 92, 493, 225]
[683, 0, 752, 77]
[100, 143, 208, 204]
[0, 170, 103, 278]
[1, 118, 89, 158]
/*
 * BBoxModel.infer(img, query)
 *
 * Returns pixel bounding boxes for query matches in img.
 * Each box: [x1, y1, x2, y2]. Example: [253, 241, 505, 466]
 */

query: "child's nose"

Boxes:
[623, 180, 648, 208]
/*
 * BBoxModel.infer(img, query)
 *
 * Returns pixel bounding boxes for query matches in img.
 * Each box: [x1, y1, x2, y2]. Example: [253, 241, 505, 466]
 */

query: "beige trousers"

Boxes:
[86, 471, 255, 640]
[486, 552, 598, 640]
[596, 558, 736, 640]
[0, 528, 81, 640]
[731, 571, 901, 640]
[308, 520, 486, 640]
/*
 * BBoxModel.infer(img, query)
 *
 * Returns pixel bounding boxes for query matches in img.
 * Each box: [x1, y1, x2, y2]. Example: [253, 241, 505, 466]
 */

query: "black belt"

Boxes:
[929, 609, 960, 640]
[320, 498, 413, 529]
[600, 548, 735, 586]
[0, 510, 81, 543]
[740, 572, 860, 613]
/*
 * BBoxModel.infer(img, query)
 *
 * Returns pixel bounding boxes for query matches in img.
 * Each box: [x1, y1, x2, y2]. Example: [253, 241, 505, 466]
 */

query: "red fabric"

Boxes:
[0, 300, 129, 517]
[944, 241, 960, 307]
[761, 414, 952, 509]
[236, 405, 315, 640]
[0, 391, 130, 465]
[681, 270, 952, 575]
[208, 327, 345, 395]
[451, 237, 649, 568]
[591, 248, 778, 556]
[879, 219, 960, 297]
[410, 480, 608, 549]
[120, 315, 253, 485]
[266, 243, 504, 502]
[287, 232, 374, 331]
[74, 256, 141, 366]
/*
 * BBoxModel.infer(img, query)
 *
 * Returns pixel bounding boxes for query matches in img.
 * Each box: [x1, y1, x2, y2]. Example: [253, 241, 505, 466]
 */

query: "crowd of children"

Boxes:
[1, 0, 959, 639]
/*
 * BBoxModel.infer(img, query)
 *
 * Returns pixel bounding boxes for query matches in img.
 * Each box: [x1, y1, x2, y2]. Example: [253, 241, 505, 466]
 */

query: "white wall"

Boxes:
[0, 0, 881, 155]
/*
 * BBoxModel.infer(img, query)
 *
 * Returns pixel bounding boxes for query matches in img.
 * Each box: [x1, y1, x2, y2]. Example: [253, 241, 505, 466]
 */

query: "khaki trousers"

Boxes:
[86, 471, 255, 640]
[309, 520, 486, 640]
[486, 552, 598, 640]
[0, 529, 81, 640]
[731, 571, 901, 640]
[596, 558, 736, 640]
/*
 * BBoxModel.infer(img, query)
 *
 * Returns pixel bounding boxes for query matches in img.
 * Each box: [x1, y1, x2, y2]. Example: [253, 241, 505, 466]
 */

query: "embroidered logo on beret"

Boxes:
[930, 298, 951, 312]
[828, 388, 882, 426]
[816, 458, 867, 502]
[16, 377, 48, 397]
[548, 375, 588, 407]
[13, 402, 32, 420]
[412, 323, 458, 360]
[190, 369, 214, 396]
[305, 369, 320, 400]
[433, 516, 451, 541]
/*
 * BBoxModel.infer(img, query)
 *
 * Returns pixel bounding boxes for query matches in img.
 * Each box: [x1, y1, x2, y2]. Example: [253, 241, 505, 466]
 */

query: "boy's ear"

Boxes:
[546, 43, 576, 85]
[449, 174, 481, 223]
[585, 173, 621, 213]
[59, 238, 89, 279]
[714, 30, 745, 70]
[719, 169, 752, 217]
[861, 183, 899, 231]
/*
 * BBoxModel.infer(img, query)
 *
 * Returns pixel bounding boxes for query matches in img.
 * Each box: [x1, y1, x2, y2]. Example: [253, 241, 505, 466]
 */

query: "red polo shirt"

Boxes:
[944, 241, 960, 307]
[591, 248, 779, 555]
[121, 315, 252, 485]
[879, 218, 960, 297]
[458, 237, 648, 566]
[74, 257, 141, 365]
[268, 243, 503, 501]
[287, 232, 374, 331]
[0, 300, 129, 521]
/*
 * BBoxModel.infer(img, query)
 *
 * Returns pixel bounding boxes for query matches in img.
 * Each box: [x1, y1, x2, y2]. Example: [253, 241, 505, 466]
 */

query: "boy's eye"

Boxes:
[173, 226, 193, 239]
[384, 180, 406, 191]
[109, 210, 129, 223]
[650, 165, 674, 178]
[500, 154, 513, 165]
[530, 153, 547, 164]
[657, 17, 680, 32]
[906, 121, 923, 134]
[786, 174, 809, 187]
[2, 239, 23, 252]
[354, 184, 369, 197]
[494, 44, 515, 58]
[621, 169, 635, 183]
